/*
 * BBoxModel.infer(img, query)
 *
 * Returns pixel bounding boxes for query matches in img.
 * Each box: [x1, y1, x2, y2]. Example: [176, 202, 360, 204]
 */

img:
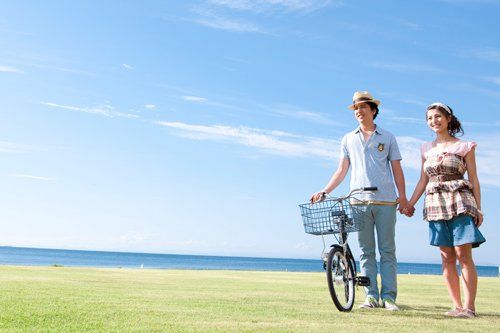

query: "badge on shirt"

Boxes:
[377, 143, 385, 152]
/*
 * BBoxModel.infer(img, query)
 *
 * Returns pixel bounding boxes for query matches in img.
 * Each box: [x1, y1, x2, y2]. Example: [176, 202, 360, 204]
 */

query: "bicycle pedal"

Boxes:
[355, 276, 370, 286]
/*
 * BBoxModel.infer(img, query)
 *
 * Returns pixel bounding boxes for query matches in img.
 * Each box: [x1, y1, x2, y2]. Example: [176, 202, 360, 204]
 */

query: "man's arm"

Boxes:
[310, 158, 350, 203]
[390, 159, 410, 213]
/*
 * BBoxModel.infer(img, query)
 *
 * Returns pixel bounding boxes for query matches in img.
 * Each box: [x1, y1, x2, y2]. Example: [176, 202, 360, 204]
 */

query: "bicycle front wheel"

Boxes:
[326, 246, 355, 311]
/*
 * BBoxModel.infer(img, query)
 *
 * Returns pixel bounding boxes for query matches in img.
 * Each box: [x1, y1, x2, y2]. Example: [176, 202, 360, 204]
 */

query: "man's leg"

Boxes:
[374, 205, 397, 303]
[357, 205, 379, 301]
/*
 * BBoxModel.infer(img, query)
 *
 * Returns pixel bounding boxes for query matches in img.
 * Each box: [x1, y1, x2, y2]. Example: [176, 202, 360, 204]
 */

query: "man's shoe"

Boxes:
[359, 296, 379, 309]
[382, 298, 400, 311]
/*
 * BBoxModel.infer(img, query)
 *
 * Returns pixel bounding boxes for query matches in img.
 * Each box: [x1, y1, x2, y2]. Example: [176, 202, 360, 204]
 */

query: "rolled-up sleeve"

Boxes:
[340, 135, 349, 160]
[388, 134, 402, 161]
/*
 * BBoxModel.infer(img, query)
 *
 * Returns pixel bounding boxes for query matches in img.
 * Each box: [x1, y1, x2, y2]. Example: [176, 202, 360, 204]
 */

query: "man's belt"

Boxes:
[351, 201, 398, 206]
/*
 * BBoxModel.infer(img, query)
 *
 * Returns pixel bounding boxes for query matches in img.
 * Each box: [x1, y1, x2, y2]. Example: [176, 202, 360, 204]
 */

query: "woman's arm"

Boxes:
[464, 147, 483, 227]
[408, 156, 429, 209]
[310, 158, 350, 203]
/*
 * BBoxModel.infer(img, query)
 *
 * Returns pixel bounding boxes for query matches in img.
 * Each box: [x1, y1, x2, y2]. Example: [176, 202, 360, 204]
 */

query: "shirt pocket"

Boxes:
[372, 141, 389, 161]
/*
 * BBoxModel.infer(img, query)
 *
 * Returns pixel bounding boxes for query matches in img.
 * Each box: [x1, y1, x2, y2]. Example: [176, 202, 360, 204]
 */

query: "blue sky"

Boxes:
[1, 0, 499, 265]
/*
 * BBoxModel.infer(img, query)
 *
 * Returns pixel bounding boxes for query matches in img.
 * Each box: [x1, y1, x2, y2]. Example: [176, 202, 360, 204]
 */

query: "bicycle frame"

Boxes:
[319, 186, 376, 269]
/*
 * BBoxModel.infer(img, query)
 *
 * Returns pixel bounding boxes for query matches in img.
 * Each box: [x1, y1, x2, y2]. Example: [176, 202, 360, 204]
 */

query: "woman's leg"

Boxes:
[440, 246, 462, 309]
[455, 244, 477, 311]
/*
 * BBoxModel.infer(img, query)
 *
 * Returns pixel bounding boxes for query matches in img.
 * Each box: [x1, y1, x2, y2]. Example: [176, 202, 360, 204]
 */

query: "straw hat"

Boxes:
[348, 91, 381, 110]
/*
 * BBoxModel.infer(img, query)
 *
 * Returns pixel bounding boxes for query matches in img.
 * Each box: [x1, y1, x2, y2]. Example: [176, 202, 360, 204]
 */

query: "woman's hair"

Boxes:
[426, 104, 464, 137]
[366, 102, 379, 119]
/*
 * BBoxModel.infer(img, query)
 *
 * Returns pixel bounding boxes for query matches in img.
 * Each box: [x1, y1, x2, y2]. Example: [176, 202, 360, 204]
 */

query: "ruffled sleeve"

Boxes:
[451, 141, 477, 157]
[421, 141, 433, 159]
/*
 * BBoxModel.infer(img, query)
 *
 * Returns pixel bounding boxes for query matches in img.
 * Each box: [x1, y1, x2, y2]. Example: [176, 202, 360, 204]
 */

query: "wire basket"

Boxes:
[298, 197, 369, 235]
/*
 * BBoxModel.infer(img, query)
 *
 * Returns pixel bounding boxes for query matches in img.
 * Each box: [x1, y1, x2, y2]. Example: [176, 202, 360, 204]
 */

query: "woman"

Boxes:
[405, 102, 485, 318]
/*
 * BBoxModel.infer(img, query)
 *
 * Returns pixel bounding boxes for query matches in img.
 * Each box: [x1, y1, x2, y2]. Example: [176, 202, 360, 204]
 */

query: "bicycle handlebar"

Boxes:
[360, 186, 378, 192]
[319, 186, 378, 202]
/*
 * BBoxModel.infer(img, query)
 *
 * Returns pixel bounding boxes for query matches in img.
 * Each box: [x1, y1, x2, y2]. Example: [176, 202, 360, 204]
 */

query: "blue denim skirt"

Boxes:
[428, 214, 486, 248]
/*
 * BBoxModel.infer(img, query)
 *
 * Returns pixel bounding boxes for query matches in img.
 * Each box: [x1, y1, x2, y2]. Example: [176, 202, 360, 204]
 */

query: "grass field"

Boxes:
[0, 266, 498, 332]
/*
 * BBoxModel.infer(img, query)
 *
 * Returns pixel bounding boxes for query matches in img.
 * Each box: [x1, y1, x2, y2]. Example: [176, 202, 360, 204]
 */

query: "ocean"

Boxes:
[0, 246, 497, 277]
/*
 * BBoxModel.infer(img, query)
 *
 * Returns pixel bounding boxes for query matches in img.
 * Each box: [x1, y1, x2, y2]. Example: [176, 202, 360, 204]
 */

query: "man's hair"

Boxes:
[366, 102, 379, 119]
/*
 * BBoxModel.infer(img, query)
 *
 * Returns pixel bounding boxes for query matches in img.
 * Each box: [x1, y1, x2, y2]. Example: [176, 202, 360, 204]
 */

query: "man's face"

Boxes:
[353, 102, 374, 122]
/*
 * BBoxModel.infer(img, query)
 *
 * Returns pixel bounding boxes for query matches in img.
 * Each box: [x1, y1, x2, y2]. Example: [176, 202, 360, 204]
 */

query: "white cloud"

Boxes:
[12, 174, 53, 181]
[390, 17, 422, 30]
[483, 76, 500, 85]
[156, 120, 500, 187]
[195, 16, 265, 33]
[473, 134, 500, 187]
[182, 95, 209, 103]
[397, 136, 426, 171]
[390, 116, 425, 124]
[122, 63, 134, 70]
[0, 141, 38, 153]
[439, 0, 500, 4]
[394, 134, 500, 187]
[145, 104, 157, 110]
[273, 105, 344, 126]
[156, 121, 339, 159]
[209, 0, 335, 12]
[460, 48, 500, 62]
[0, 65, 22, 73]
[42, 102, 139, 119]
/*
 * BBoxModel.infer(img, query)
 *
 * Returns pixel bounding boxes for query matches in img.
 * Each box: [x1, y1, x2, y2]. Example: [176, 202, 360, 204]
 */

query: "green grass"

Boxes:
[0, 266, 498, 332]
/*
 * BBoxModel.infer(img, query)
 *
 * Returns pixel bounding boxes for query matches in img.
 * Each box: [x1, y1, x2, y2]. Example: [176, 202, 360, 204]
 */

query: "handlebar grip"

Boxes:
[362, 187, 378, 191]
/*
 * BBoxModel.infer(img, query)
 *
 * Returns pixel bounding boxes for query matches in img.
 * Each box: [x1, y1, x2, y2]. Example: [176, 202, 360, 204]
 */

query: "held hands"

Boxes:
[397, 198, 415, 217]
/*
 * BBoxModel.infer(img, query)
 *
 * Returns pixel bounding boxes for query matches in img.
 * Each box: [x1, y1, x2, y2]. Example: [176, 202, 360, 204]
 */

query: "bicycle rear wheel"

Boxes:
[326, 246, 355, 311]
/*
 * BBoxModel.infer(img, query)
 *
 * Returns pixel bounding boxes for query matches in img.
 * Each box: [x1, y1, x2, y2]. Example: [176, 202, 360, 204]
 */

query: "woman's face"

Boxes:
[426, 108, 450, 134]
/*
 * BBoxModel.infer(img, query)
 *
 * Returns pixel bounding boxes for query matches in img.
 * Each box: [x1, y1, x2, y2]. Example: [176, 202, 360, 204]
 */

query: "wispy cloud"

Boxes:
[390, 116, 425, 124]
[439, 0, 500, 4]
[122, 63, 134, 70]
[454, 83, 500, 98]
[156, 121, 339, 159]
[182, 95, 209, 103]
[12, 174, 53, 181]
[0, 65, 22, 73]
[397, 136, 425, 170]
[42, 102, 140, 119]
[195, 15, 266, 33]
[474, 133, 500, 187]
[392, 134, 500, 187]
[482, 76, 500, 85]
[208, 0, 335, 13]
[155, 120, 428, 169]
[0, 141, 39, 153]
[144, 104, 157, 110]
[192, 0, 338, 33]
[369, 62, 443, 73]
[378, 91, 428, 108]
[272, 104, 345, 126]
[459, 48, 500, 62]
[388, 17, 422, 30]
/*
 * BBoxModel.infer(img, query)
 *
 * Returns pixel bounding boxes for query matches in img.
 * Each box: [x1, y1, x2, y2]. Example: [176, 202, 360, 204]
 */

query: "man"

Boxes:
[311, 91, 412, 311]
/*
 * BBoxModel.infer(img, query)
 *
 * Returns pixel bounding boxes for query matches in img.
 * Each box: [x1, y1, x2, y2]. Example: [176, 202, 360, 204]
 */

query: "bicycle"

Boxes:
[298, 187, 377, 311]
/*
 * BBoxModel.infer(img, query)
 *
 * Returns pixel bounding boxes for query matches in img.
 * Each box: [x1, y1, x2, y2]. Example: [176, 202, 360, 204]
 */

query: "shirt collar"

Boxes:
[355, 124, 382, 135]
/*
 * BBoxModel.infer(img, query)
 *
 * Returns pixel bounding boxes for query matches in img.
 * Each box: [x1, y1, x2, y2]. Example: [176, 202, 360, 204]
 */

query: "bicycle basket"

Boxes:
[298, 197, 369, 235]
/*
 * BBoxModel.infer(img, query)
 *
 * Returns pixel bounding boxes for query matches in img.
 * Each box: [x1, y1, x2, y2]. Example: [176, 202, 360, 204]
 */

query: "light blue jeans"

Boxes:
[356, 204, 397, 302]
